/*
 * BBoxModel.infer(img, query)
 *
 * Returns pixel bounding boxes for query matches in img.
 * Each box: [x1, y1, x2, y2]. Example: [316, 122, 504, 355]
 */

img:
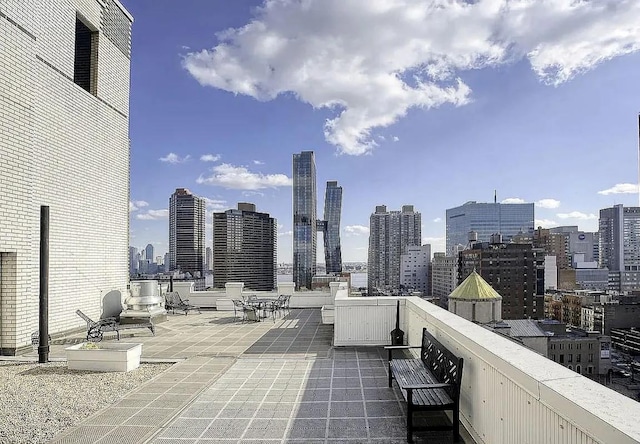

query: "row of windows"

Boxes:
[550, 342, 594, 350]
[552, 354, 594, 363]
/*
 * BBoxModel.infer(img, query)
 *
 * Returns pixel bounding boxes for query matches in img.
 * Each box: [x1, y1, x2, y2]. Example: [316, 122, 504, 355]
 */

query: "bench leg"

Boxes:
[453, 405, 460, 442]
[406, 390, 413, 443]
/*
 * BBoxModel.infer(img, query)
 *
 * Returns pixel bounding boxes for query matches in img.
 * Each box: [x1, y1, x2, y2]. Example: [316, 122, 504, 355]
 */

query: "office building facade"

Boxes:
[292, 151, 317, 290]
[0, 0, 132, 354]
[213, 203, 277, 291]
[599, 205, 640, 291]
[446, 201, 534, 255]
[458, 241, 545, 320]
[169, 188, 206, 276]
[323, 181, 343, 274]
[368, 205, 422, 294]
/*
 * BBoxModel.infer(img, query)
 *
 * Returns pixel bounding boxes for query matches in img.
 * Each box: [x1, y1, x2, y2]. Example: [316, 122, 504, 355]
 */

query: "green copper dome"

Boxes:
[449, 270, 502, 300]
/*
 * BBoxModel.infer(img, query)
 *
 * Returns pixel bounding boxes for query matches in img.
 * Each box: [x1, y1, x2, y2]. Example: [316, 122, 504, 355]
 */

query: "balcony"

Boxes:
[8, 283, 640, 443]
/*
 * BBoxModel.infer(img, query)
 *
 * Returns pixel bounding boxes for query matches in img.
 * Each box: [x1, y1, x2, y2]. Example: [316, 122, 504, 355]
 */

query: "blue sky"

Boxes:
[123, 0, 640, 263]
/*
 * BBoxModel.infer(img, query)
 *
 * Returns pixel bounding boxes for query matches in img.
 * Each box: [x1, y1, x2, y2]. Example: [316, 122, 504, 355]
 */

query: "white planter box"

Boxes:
[321, 305, 335, 324]
[66, 342, 143, 372]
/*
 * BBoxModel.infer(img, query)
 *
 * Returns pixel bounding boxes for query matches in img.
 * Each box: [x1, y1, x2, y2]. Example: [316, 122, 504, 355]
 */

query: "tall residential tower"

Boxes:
[599, 205, 640, 291]
[368, 205, 422, 294]
[323, 181, 343, 274]
[169, 188, 206, 276]
[292, 151, 317, 290]
[213, 203, 277, 291]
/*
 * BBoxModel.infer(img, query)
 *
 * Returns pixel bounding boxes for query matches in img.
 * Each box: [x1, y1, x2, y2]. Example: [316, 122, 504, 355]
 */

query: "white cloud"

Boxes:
[253, 160, 265, 165]
[344, 225, 370, 236]
[197, 163, 292, 190]
[160, 153, 191, 164]
[183, 0, 640, 155]
[136, 209, 169, 220]
[201, 154, 221, 162]
[597, 183, 639, 195]
[535, 219, 558, 228]
[393, 136, 400, 142]
[242, 190, 265, 197]
[278, 230, 293, 237]
[501, 197, 526, 204]
[422, 236, 444, 243]
[536, 198, 561, 209]
[433, 217, 442, 223]
[202, 197, 228, 211]
[129, 200, 149, 212]
[557, 211, 597, 220]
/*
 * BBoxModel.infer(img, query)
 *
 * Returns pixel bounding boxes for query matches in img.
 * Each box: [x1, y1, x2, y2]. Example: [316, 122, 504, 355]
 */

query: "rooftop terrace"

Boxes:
[6, 285, 640, 444]
[15, 308, 469, 443]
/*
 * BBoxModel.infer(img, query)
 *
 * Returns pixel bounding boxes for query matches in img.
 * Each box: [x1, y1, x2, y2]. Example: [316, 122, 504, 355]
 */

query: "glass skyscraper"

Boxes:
[446, 201, 534, 255]
[323, 181, 343, 274]
[293, 151, 317, 290]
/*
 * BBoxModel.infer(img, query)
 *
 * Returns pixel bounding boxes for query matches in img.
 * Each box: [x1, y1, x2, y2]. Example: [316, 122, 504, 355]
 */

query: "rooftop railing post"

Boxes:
[38, 205, 50, 363]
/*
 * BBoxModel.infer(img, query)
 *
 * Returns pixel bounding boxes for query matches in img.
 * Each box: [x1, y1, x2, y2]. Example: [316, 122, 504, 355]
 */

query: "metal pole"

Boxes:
[39, 206, 49, 363]
[169, 276, 173, 292]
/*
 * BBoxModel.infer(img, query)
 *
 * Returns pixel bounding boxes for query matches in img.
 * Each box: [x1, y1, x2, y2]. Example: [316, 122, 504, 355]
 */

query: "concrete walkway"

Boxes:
[43, 309, 468, 444]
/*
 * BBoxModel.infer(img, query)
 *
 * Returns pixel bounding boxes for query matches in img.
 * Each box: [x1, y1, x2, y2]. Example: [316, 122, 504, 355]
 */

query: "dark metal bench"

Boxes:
[76, 310, 155, 342]
[386, 327, 464, 443]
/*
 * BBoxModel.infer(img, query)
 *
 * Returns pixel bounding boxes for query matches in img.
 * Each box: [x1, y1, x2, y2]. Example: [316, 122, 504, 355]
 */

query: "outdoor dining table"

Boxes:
[245, 298, 276, 320]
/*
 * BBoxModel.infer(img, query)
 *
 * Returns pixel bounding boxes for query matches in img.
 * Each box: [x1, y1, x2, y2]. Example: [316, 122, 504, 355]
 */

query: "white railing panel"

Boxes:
[403, 297, 639, 444]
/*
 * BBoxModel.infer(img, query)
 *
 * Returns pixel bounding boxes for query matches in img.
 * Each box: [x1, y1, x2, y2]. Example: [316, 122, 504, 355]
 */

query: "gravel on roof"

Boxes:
[0, 360, 171, 444]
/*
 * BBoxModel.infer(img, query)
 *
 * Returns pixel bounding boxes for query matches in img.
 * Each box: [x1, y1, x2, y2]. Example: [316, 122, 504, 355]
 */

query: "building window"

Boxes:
[576, 354, 581, 362]
[568, 354, 573, 363]
[576, 365, 581, 374]
[560, 355, 564, 364]
[74, 17, 98, 94]
[588, 353, 593, 362]
[587, 366, 593, 374]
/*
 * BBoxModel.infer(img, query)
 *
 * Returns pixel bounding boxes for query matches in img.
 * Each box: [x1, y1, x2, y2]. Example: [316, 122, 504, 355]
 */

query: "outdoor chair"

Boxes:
[232, 299, 259, 323]
[165, 291, 201, 315]
[265, 297, 285, 322]
[281, 294, 291, 316]
[76, 309, 155, 342]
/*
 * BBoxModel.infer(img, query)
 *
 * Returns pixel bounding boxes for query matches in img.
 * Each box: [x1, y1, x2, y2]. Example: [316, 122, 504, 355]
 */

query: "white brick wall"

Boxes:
[0, 0, 131, 353]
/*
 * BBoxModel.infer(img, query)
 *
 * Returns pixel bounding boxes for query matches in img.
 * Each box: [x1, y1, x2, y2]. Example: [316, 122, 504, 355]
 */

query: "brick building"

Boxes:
[0, 0, 132, 354]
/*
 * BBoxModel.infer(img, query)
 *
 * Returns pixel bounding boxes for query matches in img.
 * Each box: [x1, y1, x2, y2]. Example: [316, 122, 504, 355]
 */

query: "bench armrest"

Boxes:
[404, 383, 452, 390]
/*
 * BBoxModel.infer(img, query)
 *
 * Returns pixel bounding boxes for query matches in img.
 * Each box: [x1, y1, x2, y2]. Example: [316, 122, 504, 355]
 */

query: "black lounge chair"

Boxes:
[165, 292, 201, 315]
[76, 309, 155, 342]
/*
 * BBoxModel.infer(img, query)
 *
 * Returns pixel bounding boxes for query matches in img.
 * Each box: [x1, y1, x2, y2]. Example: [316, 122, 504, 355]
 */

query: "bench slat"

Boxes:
[390, 359, 454, 406]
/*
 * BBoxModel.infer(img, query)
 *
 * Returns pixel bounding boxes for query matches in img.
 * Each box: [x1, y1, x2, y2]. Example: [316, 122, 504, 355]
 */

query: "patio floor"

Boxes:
[34, 308, 471, 443]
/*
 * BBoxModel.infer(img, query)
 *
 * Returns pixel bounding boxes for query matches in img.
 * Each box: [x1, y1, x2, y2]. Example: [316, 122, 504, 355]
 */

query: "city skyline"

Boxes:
[123, 0, 640, 263]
